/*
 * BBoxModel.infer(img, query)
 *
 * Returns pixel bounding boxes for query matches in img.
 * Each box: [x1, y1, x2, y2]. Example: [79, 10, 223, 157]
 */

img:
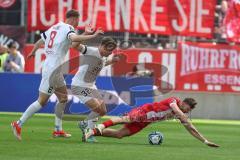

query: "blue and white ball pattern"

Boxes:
[148, 131, 164, 145]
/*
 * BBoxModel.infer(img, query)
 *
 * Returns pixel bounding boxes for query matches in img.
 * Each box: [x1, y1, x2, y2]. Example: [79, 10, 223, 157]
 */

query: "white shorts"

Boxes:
[71, 84, 102, 104]
[39, 70, 66, 95]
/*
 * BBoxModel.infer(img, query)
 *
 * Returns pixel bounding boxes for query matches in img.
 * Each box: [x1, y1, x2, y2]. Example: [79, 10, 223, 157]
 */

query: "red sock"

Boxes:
[93, 128, 98, 135]
[102, 120, 114, 128]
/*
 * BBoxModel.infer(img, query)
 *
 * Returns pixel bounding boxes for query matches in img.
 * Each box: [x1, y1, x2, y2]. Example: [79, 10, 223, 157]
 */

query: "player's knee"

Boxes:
[99, 108, 107, 116]
[37, 99, 47, 107]
[99, 104, 107, 116]
[59, 98, 68, 104]
[93, 106, 106, 116]
[58, 95, 68, 103]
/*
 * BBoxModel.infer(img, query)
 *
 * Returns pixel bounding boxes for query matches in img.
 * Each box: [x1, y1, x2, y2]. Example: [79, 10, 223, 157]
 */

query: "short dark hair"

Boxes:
[7, 41, 17, 49]
[183, 98, 197, 109]
[66, 9, 79, 18]
[100, 37, 117, 50]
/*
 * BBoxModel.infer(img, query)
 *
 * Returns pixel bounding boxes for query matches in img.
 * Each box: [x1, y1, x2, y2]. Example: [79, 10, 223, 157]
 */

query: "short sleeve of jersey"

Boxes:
[40, 29, 50, 42]
[81, 45, 88, 54]
[65, 25, 76, 40]
[168, 97, 181, 106]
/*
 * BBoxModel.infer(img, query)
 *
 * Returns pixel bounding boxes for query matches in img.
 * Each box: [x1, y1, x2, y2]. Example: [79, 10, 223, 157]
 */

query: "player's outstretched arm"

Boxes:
[27, 39, 44, 59]
[69, 28, 104, 43]
[170, 103, 220, 148]
[181, 119, 219, 147]
[71, 24, 95, 49]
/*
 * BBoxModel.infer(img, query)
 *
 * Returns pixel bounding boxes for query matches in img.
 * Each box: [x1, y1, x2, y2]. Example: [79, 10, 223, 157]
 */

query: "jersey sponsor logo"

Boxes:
[146, 110, 172, 120]
[53, 25, 61, 30]
[45, 50, 54, 55]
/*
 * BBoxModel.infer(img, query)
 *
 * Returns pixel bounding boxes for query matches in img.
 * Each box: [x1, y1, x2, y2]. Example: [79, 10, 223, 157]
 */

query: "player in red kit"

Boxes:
[84, 97, 219, 147]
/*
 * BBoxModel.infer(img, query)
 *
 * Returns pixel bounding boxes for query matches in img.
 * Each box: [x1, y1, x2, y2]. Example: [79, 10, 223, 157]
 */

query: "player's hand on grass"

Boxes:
[84, 24, 94, 35]
[204, 140, 220, 148]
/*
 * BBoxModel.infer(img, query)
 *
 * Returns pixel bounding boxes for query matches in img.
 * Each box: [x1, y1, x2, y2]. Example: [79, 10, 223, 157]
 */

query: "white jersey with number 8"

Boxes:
[40, 21, 75, 72]
[38, 21, 75, 95]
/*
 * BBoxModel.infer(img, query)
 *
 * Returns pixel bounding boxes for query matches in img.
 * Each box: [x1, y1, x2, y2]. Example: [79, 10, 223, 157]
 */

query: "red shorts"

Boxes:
[124, 122, 150, 136]
[124, 108, 151, 136]
[127, 107, 148, 122]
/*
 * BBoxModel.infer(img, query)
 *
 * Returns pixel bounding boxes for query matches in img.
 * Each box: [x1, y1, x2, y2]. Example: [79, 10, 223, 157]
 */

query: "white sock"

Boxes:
[17, 101, 42, 127]
[54, 102, 67, 131]
[87, 111, 99, 120]
[87, 111, 99, 129]
[87, 119, 98, 129]
[98, 124, 105, 130]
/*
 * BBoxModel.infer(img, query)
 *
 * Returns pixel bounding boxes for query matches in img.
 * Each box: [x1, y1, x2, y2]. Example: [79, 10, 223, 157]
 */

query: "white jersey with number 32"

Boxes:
[40, 21, 75, 72]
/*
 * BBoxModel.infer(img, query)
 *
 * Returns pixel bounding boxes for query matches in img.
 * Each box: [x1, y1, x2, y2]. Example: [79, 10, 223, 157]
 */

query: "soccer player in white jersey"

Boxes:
[71, 37, 123, 142]
[11, 9, 103, 140]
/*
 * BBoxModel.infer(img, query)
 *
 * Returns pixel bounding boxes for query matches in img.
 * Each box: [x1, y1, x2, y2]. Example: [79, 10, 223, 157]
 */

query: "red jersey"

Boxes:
[128, 97, 182, 122]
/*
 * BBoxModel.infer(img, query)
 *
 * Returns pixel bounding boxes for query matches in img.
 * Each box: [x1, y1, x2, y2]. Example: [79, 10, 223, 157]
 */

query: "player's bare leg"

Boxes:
[98, 116, 131, 130]
[11, 92, 50, 140]
[85, 98, 107, 127]
[38, 92, 51, 106]
[100, 127, 131, 139]
[84, 116, 131, 140]
[53, 85, 71, 138]
[81, 98, 105, 129]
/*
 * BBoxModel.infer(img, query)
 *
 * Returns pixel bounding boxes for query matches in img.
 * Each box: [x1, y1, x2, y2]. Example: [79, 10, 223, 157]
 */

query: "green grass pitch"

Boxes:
[0, 113, 239, 160]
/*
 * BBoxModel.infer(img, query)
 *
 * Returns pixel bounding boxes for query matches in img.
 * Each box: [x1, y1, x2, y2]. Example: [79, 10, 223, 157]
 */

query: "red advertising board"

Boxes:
[24, 42, 240, 94]
[113, 49, 177, 90]
[224, 0, 240, 43]
[176, 42, 240, 93]
[27, 0, 216, 38]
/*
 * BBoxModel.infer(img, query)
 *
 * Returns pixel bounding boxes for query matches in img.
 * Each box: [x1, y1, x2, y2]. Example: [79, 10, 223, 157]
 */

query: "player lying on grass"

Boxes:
[85, 97, 219, 147]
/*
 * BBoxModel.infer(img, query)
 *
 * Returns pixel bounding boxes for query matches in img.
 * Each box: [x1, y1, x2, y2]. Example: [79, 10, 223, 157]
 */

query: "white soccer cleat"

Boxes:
[83, 125, 104, 142]
[78, 121, 88, 142]
[78, 121, 87, 132]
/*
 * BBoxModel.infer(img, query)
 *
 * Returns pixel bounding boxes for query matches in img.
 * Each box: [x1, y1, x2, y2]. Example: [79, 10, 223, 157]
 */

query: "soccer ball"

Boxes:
[148, 131, 164, 145]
